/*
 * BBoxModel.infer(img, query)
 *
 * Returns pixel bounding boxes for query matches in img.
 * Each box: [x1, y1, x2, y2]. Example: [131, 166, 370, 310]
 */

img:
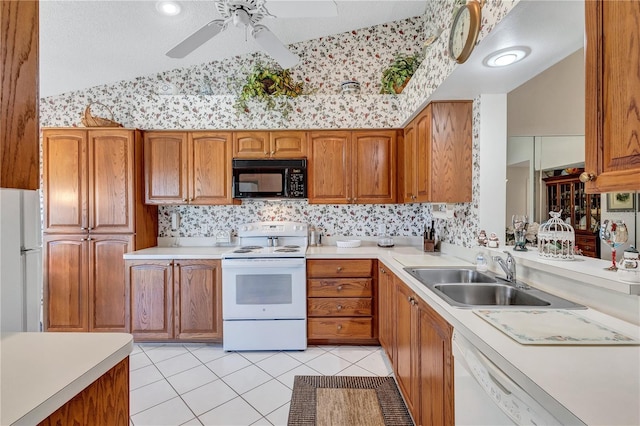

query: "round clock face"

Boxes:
[451, 7, 471, 58]
[449, 1, 482, 64]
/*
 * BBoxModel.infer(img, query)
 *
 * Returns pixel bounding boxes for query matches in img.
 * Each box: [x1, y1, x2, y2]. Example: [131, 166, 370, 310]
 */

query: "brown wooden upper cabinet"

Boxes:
[400, 101, 472, 204]
[584, 1, 640, 193]
[144, 131, 233, 205]
[308, 130, 397, 204]
[43, 129, 137, 234]
[1, 0, 39, 190]
[233, 131, 307, 158]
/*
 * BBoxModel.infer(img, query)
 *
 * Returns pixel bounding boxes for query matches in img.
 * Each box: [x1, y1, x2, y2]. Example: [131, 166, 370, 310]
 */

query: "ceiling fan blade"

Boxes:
[166, 19, 226, 58]
[251, 25, 300, 69]
[263, 1, 337, 18]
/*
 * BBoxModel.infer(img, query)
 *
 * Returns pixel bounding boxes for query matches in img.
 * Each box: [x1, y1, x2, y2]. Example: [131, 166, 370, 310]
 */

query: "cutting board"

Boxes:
[474, 309, 640, 345]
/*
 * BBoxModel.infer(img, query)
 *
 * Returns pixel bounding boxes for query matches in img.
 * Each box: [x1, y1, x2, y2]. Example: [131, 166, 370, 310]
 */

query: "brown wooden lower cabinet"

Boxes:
[44, 234, 133, 332]
[306, 259, 378, 344]
[392, 274, 454, 426]
[38, 357, 129, 426]
[127, 259, 222, 342]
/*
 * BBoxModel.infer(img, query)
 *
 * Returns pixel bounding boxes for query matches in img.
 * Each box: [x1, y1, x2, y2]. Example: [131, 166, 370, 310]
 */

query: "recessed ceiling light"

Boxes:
[483, 47, 531, 68]
[156, 1, 181, 16]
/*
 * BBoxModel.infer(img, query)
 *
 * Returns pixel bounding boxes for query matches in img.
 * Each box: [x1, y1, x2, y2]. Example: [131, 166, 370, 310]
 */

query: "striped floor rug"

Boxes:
[287, 376, 413, 426]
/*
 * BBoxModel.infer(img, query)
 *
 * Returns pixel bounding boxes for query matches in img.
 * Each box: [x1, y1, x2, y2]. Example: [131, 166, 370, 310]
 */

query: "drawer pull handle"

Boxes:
[337, 324, 342, 330]
[336, 304, 343, 311]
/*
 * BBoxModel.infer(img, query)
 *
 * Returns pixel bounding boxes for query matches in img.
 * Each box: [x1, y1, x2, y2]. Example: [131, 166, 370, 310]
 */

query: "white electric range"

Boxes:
[221, 221, 308, 351]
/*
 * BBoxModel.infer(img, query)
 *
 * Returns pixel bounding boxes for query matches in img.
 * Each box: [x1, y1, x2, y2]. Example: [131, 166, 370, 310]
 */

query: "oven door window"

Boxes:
[236, 274, 292, 305]
[236, 172, 283, 196]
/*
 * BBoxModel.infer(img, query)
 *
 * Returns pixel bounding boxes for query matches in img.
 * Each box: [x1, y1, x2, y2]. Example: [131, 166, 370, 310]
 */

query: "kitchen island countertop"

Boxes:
[0, 332, 132, 425]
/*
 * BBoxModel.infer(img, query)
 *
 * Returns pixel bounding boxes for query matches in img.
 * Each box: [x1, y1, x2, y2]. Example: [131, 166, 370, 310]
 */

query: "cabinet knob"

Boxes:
[166, 263, 172, 266]
[347, 197, 352, 202]
[80, 227, 87, 231]
[407, 296, 413, 303]
[264, 151, 268, 155]
[183, 198, 188, 202]
[336, 266, 343, 272]
[353, 198, 357, 203]
[337, 324, 343, 331]
[380, 268, 386, 274]
[579, 172, 596, 183]
[336, 304, 343, 311]
[271, 150, 275, 155]
[337, 285, 343, 291]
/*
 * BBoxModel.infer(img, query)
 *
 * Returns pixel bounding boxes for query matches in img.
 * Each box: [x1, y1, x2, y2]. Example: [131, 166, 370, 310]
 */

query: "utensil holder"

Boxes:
[423, 239, 435, 252]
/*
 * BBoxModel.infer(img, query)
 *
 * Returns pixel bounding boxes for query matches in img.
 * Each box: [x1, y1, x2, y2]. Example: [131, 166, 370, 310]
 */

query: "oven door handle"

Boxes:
[222, 258, 306, 268]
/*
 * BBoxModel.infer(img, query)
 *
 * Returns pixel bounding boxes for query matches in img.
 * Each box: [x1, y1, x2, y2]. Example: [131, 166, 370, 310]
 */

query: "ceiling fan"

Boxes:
[166, 0, 338, 69]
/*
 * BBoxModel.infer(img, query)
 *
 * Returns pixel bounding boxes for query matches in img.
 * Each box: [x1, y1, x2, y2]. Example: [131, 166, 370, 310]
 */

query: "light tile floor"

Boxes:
[129, 343, 394, 426]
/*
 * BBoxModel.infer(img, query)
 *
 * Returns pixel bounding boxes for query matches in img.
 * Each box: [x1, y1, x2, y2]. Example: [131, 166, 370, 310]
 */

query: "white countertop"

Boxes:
[0, 332, 133, 425]
[123, 241, 640, 424]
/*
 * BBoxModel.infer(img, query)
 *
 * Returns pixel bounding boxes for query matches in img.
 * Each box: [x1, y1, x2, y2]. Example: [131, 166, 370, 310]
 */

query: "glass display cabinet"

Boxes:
[543, 171, 601, 258]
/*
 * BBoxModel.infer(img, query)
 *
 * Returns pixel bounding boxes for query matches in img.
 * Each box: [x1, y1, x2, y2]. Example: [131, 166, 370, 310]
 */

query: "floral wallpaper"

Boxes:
[40, 0, 518, 247]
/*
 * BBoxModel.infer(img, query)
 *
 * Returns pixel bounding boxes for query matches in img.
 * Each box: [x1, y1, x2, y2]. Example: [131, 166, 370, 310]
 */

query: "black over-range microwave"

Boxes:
[232, 158, 307, 199]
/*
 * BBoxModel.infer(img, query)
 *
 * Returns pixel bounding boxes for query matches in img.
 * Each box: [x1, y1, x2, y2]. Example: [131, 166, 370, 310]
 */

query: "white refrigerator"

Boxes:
[0, 189, 43, 332]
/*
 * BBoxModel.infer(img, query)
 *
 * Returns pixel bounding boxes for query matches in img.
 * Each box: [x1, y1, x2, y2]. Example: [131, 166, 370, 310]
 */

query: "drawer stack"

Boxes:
[306, 259, 377, 344]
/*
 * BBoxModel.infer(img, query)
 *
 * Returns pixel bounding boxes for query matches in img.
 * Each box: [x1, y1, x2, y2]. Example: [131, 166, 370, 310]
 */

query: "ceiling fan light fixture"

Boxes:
[232, 9, 252, 27]
[156, 1, 182, 16]
[483, 46, 531, 67]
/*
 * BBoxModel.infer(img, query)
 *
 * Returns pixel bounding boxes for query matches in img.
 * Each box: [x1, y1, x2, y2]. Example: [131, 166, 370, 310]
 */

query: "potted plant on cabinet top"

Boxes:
[234, 64, 306, 116]
[379, 52, 423, 94]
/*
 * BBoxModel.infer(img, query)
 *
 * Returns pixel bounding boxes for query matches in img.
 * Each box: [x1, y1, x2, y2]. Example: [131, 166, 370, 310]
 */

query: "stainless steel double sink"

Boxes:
[403, 267, 584, 309]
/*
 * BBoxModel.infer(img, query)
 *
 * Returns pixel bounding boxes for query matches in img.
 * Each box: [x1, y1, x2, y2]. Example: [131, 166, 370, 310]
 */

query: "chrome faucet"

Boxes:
[493, 251, 528, 289]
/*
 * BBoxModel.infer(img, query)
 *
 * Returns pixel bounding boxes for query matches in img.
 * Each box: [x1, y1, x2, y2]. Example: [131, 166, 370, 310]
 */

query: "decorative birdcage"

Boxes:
[537, 211, 575, 260]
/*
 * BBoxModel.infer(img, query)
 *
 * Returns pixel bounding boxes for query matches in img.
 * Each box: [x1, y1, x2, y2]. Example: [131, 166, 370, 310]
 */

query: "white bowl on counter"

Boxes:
[336, 239, 362, 248]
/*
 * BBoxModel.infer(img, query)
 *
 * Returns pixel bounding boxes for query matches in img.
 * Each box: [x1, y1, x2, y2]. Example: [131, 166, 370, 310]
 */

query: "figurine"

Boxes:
[477, 229, 488, 247]
[488, 232, 499, 248]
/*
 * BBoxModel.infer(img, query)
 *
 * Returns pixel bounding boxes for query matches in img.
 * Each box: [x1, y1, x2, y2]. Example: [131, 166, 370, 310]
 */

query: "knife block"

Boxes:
[423, 238, 435, 252]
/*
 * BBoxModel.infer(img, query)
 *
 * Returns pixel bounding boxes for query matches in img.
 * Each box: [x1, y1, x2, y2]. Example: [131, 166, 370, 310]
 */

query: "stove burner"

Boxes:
[240, 246, 263, 250]
[233, 249, 253, 253]
[284, 245, 300, 249]
[275, 248, 299, 253]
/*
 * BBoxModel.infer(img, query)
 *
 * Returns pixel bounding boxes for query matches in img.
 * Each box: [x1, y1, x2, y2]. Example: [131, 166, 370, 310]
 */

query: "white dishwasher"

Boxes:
[453, 330, 561, 425]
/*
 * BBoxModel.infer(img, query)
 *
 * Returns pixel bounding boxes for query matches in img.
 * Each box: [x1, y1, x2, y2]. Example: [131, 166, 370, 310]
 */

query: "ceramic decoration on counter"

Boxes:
[618, 245, 640, 283]
[488, 232, 499, 248]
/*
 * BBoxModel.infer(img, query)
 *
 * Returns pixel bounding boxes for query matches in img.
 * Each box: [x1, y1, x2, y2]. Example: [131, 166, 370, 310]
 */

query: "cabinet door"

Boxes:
[144, 132, 188, 204]
[414, 108, 431, 202]
[394, 279, 417, 417]
[270, 131, 307, 158]
[89, 235, 133, 332]
[233, 131, 270, 158]
[417, 298, 453, 426]
[308, 132, 351, 204]
[44, 235, 88, 331]
[128, 260, 174, 340]
[189, 132, 233, 205]
[1, 0, 39, 190]
[377, 264, 394, 362]
[42, 130, 88, 233]
[429, 102, 473, 203]
[88, 130, 135, 233]
[400, 122, 417, 203]
[174, 259, 222, 340]
[352, 131, 397, 204]
[585, 1, 640, 193]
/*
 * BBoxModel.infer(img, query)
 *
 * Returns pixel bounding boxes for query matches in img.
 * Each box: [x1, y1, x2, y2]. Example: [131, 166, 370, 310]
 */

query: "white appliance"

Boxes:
[1, 189, 42, 332]
[452, 330, 561, 425]
[222, 221, 308, 351]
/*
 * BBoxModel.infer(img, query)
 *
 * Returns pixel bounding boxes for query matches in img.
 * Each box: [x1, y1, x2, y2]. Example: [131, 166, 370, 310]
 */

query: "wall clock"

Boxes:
[449, 0, 482, 64]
